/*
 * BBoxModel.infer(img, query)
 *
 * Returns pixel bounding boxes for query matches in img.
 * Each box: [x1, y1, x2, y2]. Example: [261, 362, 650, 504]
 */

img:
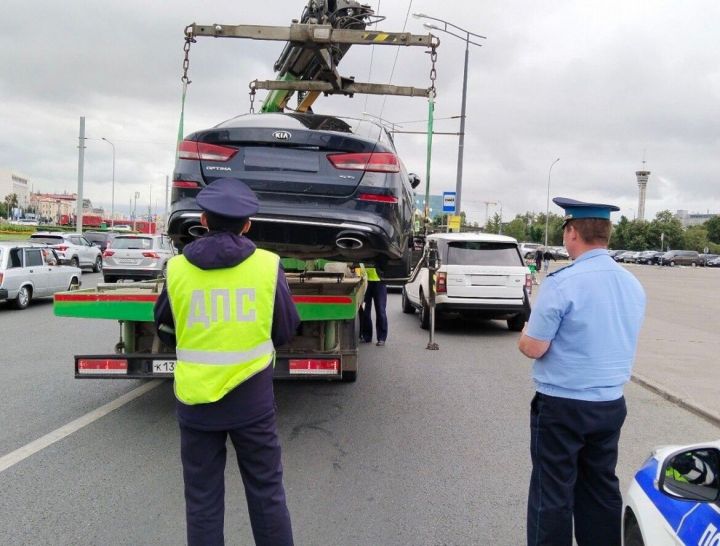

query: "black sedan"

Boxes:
[169, 113, 420, 278]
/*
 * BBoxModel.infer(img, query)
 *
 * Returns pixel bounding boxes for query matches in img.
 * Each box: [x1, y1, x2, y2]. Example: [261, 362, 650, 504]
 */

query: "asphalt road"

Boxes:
[0, 267, 718, 545]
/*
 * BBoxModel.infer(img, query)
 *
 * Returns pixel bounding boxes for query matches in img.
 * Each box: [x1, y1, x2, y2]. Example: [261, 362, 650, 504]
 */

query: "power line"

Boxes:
[362, 0, 381, 112]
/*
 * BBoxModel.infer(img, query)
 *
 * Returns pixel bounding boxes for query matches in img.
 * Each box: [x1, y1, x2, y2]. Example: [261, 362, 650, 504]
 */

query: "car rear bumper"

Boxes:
[103, 268, 162, 279]
[435, 297, 528, 318]
[0, 288, 8, 301]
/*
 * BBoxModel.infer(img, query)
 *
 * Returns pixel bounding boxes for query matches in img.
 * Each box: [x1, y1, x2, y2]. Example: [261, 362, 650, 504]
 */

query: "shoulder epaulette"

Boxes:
[548, 263, 574, 277]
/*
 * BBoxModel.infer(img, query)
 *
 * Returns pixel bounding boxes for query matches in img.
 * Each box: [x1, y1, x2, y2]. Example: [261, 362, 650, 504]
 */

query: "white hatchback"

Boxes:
[102, 234, 175, 282]
[401, 232, 532, 331]
[623, 440, 720, 545]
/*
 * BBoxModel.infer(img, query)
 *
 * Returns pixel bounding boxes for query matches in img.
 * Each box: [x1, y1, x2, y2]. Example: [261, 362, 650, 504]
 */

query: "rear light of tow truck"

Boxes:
[77, 358, 128, 375]
[289, 359, 339, 375]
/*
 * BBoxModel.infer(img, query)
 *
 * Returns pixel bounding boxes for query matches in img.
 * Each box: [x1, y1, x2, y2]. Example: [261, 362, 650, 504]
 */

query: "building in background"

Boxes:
[635, 169, 650, 221]
[30, 192, 77, 223]
[0, 169, 31, 209]
[675, 210, 719, 228]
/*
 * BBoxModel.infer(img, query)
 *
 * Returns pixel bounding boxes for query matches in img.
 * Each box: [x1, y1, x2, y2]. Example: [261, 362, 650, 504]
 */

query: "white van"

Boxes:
[402, 232, 532, 331]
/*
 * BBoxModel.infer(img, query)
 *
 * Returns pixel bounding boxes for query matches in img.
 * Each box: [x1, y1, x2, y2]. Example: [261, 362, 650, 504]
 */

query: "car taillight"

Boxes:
[142, 252, 160, 259]
[436, 272, 447, 294]
[177, 140, 237, 161]
[327, 152, 400, 173]
[56, 245, 68, 252]
[357, 193, 399, 204]
[172, 180, 201, 188]
[103, 250, 115, 257]
[0, 272, 3, 285]
[525, 273, 533, 294]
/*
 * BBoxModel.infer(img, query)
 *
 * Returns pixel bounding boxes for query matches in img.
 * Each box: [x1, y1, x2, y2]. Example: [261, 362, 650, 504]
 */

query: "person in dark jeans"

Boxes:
[359, 267, 388, 346]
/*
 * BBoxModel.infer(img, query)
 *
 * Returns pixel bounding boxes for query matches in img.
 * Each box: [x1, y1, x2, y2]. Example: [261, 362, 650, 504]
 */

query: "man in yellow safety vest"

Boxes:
[154, 178, 300, 546]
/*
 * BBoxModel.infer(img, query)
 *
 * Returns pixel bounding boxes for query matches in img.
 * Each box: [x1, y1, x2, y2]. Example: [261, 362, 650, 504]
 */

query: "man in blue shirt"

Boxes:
[518, 197, 646, 546]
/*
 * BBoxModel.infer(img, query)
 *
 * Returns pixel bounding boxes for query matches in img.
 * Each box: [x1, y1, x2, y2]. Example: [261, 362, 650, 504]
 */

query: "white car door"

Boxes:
[23, 248, 51, 297]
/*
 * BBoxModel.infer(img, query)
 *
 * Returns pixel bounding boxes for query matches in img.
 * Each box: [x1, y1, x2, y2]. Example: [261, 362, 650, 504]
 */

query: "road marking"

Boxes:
[0, 380, 164, 474]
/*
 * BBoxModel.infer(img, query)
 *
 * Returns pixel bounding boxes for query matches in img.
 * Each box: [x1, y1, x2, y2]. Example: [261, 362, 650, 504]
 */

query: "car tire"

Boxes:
[419, 291, 430, 330]
[93, 256, 102, 273]
[623, 511, 645, 546]
[68, 277, 80, 291]
[14, 286, 31, 310]
[507, 314, 526, 332]
[401, 287, 414, 314]
[103, 275, 116, 283]
[378, 250, 412, 280]
[670, 260, 675, 267]
[70, 257, 80, 268]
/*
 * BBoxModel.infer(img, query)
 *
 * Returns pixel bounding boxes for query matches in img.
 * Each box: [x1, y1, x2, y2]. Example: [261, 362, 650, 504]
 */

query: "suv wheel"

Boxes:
[507, 314, 525, 332]
[623, 511, 644, 546]
[670, 260, 675, 267]
[70, 257, 80, 268]
[93, 256, 102, 272]
[401, 287, 414, 314]
[14, 286, 31, 310]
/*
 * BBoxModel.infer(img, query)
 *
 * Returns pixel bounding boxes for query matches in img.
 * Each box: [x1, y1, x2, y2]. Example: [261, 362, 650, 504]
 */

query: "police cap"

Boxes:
[553, 197, 620, 227]
[196, 178, 259, 219]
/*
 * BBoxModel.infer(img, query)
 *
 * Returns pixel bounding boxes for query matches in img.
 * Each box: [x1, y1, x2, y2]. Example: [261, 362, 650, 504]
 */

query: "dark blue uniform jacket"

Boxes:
[154, 231, 300, 430]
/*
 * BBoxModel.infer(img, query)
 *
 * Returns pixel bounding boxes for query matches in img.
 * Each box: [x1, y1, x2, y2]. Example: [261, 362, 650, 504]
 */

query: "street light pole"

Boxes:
[544, 158, 560, 248]
[413, 13, 485, 218]
[101, 137, 115, 228]
[133, 191, 140, 231]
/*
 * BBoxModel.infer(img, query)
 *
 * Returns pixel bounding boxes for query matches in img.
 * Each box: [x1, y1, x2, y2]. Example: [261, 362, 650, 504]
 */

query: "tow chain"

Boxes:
[249, 81, 257, 114]
[428, 42, 438, 98]
[181, 25, 195, 85]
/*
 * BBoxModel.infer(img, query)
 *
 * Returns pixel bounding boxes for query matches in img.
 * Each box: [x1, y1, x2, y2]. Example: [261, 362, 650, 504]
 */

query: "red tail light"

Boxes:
[525, 273, 533, 294]
[177, 140, 237, 161]
[56, 245, 68, 251]
[436, 272, 447, 294]
[0, 272, 3, 285]
[357, 193, 398, 204]
[103, 250, 115, 257]
[142, 252, 160, 259]
[327, 152, 400, 173]
[173, 180, 200, 189]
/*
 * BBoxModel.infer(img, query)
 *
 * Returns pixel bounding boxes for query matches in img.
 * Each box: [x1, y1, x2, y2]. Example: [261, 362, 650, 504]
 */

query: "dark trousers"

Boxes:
[527, 393, 627, 546]
[360, 281, 388, 342]
[180, 411, 293, 546]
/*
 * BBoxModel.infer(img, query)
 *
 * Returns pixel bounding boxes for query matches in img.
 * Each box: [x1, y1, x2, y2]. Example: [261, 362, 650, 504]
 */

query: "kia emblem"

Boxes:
[273, 131, 292, 140]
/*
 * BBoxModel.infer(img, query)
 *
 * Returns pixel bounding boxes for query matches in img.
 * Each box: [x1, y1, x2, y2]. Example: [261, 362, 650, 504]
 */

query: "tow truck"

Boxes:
[54, 0, 442, 381]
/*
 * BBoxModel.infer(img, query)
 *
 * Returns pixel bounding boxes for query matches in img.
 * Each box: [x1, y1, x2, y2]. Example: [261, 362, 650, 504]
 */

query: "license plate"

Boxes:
[153, 360, 176, 374]
[118, 259, 137, 264]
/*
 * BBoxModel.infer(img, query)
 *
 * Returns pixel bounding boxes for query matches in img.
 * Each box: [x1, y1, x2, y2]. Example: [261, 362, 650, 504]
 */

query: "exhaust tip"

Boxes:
[188, 225, 209, 238]
[336, 236, 364, 250]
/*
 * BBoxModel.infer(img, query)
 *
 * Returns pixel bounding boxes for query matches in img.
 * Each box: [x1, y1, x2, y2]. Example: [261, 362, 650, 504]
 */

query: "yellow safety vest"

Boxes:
[354, 265, 381, 281]
[167, 249, 279, 405]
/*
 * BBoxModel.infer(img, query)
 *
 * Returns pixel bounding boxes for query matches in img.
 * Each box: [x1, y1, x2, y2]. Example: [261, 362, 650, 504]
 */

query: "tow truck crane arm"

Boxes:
[188, 0, 438, 112]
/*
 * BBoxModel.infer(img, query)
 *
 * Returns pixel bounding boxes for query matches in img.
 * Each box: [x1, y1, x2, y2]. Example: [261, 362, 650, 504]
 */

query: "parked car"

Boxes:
[0, 242, 81, 309]
[659, 250, 701, 267]
[636, 250, 664, 265]
[169, 113, 421, 278]
[519, 242, 542, 259]
[29, 232, 102, 272]
[623, 440, 720, 546]
[102, 234, 175, 282]
[548, 246, 570, 260]
[707, 256, 720, 267]
[699, 253, 719, 266]
[614, 251, 635, 263]
[83, 231, 118, 253]
[401, 233, 531, 331]
[622, 251, 643, 263]
[610, 250, 628, 261]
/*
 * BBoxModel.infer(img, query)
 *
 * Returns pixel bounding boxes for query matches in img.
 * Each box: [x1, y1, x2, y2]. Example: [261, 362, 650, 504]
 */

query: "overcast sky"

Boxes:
[2, 0, 718, 225]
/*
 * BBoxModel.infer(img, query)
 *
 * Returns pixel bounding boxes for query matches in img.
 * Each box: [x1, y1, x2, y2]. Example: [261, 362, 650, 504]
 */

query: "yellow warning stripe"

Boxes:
[361, 32, 399, 43]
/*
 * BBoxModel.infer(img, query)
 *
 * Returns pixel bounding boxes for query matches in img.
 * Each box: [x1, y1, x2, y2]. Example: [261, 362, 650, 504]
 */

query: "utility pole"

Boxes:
[76, 117, 86, 232]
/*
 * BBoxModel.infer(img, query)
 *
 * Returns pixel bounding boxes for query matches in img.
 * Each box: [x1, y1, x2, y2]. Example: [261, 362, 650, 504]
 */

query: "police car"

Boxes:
[623, 440, 720, 545]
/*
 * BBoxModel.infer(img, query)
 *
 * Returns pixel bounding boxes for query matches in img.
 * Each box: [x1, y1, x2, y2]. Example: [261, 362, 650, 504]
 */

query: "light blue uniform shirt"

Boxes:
[526, 248, 646, 401]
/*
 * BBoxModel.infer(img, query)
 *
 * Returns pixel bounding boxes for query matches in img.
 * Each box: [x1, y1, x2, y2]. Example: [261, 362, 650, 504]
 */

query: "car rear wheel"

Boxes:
[70, 257, 80, 268]
[670, 260, 675, 267]
[401, 287, 414, 314]
[623, 511, 645, 546]
[103, 275, 116, 283]
[507, 314, 526, 332]
[14, 286, 31, 310]
[92, 256, 102, 272]
[68, 277, 80, 291]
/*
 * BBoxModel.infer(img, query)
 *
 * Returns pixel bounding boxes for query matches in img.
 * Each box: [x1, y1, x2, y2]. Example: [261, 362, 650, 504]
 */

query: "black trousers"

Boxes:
[360, 281, 388, 342]
[527, 393, 627, 546]
[180, 410, 293, 546]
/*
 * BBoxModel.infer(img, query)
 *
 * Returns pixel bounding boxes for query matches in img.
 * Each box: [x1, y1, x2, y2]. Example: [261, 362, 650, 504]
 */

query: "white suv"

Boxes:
[29, 232, 103, 272]
[402, 233, 532, 331]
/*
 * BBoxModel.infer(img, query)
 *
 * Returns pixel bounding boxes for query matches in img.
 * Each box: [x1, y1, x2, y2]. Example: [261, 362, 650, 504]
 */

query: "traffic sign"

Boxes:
[442, 192, 457, 213]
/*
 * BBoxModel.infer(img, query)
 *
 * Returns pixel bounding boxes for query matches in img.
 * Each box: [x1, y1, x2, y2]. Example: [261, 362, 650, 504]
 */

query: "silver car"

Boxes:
[29, 232, 103, 271]
[102, 234, 175, 282]
[0, 242, 82, 309]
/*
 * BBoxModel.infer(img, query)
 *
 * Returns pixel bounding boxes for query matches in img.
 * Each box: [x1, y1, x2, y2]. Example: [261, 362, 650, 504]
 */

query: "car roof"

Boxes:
[0, 241, 50, 249]
[427, 232, 519, 244]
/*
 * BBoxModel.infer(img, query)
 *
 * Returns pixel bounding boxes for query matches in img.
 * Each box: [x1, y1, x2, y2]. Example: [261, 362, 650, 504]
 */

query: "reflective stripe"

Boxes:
[176, 340, 274, 365]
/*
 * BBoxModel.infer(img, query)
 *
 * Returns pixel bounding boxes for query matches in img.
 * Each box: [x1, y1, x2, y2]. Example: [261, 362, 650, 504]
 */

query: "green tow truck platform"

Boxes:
[54, 265, 366, 382]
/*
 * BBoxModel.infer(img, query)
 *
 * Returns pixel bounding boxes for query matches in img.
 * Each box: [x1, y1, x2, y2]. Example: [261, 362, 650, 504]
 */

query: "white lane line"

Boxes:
[0, 380, 165, 474]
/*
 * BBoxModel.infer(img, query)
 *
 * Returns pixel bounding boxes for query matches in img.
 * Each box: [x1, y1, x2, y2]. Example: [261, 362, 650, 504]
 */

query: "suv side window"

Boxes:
[24, 249, 44, 267]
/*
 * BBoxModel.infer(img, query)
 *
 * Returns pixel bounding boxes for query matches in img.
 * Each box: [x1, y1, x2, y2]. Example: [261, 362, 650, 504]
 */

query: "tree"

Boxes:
[704, 215, 720, 244]
[683, 226, 708, 252]
[647, 210, 684, 250]
[504, 217, 529, 242]
[485, 212, 501, 234]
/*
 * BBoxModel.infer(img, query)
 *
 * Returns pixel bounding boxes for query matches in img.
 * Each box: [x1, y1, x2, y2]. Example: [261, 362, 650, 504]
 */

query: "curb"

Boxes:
[631, 372, 720, 429]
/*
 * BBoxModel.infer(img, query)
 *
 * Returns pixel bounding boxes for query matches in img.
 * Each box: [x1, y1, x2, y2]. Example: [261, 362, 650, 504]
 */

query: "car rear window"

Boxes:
[29, 236, 64, 244]
[112, 237, 153, 250]
[446, 242, 523, 266]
